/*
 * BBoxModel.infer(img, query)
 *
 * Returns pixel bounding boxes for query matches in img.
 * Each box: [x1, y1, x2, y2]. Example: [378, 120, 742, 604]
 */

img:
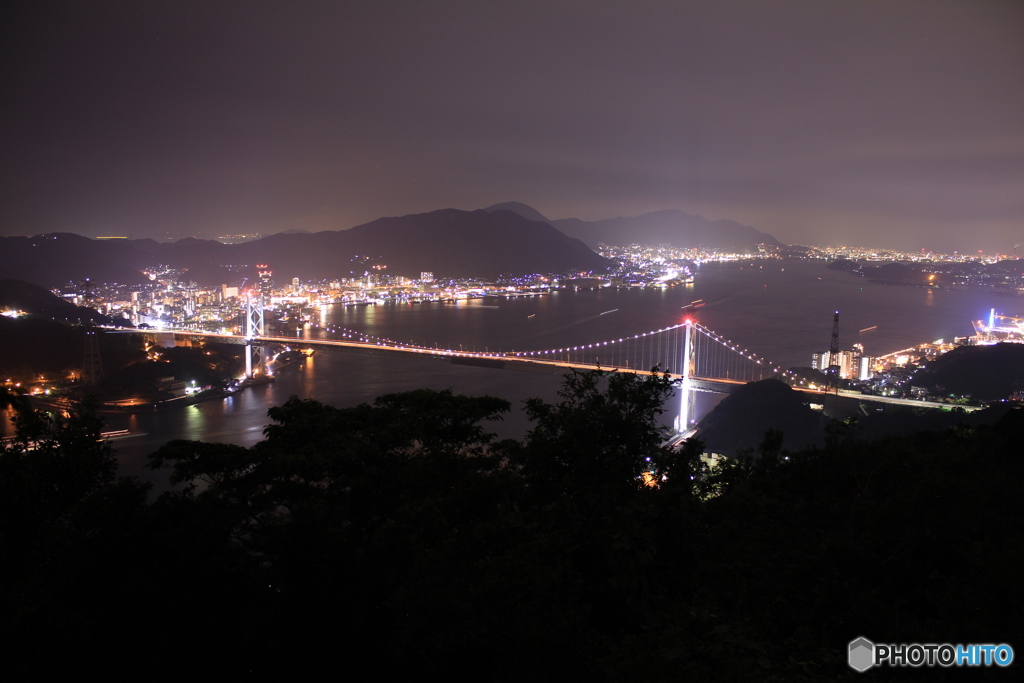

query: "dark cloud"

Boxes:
[2, 0, 1022, 251]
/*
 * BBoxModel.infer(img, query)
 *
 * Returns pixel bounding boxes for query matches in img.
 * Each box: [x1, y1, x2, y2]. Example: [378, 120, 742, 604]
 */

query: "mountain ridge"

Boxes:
[0, 208, 609, 288]
[1, 203, 783, 288]
[484, 202, 781, 252]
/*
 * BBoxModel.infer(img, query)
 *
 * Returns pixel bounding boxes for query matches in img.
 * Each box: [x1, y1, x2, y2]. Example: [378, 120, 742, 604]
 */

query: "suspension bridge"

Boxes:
[147, 312, 963, 435]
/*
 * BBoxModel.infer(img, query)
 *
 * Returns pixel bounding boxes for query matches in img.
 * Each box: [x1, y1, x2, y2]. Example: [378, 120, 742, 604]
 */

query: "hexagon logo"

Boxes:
[848, 637, 875, 672]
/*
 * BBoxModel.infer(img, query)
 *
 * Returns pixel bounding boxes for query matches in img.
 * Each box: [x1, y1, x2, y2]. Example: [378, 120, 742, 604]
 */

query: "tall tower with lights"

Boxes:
[244, 265, 271, 379]
[674, 318, 695, 433]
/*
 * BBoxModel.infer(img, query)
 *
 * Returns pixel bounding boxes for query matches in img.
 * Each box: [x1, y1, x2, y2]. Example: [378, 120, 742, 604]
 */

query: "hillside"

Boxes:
[229, 208, 609, 282]
[914, 342, 1024, 401]
[0, 209, 609, 287]
[0, 234, 152, 288]
[695, 379, 822, 456]
[695, 375, 1020, 458]
[0, 279, 115, 325]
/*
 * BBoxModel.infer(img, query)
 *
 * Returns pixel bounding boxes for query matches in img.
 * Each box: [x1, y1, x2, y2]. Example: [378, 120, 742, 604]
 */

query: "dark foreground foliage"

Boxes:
[1, 373, 1021, 681]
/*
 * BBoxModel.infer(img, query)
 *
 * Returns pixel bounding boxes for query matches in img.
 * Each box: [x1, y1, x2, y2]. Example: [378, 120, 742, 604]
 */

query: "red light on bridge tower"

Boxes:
[681, 300, 703, 323]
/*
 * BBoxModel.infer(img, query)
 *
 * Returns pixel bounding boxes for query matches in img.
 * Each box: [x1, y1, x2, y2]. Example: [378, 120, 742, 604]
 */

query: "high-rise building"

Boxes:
[811, 352, 826, 372]
[858, 355, 871, 381]
[257, 264, 273, 293]
[812, 345, 874, 381]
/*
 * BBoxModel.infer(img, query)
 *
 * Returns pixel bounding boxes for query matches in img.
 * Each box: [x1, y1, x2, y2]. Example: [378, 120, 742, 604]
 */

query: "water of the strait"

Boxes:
[84, 258, 1024, 488]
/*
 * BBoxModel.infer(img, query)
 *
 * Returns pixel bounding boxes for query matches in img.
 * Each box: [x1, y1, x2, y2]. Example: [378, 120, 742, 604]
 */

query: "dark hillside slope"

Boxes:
[914, 342, 1024, 401]
[696, 379, 822, 456]
[231, 208, 609, 281]
[0, 280, 112, 325]
[0, 234, 151, 288]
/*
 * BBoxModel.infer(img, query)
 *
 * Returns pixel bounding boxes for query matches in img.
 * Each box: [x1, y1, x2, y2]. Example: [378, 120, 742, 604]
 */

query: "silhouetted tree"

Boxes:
[506, 368, 676, 505]
[3, 374, 1021, 680]
[0, 401, 152, 678]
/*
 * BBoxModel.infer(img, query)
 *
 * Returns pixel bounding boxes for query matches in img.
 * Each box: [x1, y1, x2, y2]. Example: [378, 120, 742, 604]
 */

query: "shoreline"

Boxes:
[29, 375, 278, 416]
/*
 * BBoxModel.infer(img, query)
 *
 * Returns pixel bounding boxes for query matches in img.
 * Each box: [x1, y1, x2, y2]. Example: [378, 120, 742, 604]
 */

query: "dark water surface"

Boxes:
[93, 258, 1023, 487]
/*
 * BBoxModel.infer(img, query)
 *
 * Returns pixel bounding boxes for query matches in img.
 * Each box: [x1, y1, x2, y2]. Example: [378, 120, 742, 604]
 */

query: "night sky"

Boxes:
[2, 1, 1022, 252]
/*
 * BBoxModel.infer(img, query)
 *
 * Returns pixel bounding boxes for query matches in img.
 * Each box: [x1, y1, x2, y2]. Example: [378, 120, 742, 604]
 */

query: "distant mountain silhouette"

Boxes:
[482, 202, 781, 252]
[0, 204, 780, 288]
[227, 209, 609, 283]
[483, 201, 551, 223]
[552, 209, 781, 252]
[0, 234, 152, 287]
[0, 209, 609, 287]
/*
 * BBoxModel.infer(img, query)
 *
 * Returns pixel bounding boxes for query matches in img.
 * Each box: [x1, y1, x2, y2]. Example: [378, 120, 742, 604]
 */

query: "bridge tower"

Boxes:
[674, 318, 696, 433]
[245, 289, 265, 379]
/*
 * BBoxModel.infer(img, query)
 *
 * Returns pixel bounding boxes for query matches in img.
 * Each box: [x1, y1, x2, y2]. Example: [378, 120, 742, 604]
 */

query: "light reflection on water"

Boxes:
[75, 259, 1024, 490]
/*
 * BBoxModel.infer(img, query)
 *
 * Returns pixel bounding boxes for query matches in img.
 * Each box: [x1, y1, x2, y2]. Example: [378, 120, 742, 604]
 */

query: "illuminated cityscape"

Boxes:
[2, 2, 1022, 677]
[10, 236, 1013, 413]
[46, 242, 748, 332]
